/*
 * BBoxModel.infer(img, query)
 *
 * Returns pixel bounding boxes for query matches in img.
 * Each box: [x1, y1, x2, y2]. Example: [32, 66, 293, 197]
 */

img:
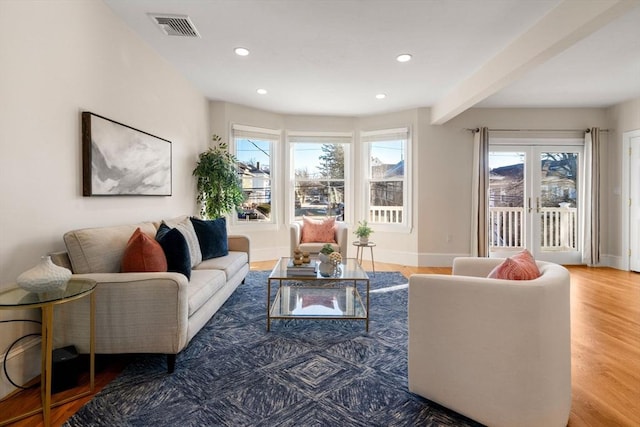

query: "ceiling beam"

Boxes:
[430, 0, 639, 125]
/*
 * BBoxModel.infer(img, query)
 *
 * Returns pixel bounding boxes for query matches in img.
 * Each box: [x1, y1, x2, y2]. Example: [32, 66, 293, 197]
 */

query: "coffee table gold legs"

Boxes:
[266, 279, 271, 331]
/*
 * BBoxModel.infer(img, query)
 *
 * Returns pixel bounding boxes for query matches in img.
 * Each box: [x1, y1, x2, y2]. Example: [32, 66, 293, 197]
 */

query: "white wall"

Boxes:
[606, 97, 640, 267]
[0, 0, 209, 398]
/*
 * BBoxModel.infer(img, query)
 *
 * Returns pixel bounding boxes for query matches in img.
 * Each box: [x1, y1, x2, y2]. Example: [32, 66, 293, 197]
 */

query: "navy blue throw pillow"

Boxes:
[155, 223, 192, 279]
[190, 217, 229, 259]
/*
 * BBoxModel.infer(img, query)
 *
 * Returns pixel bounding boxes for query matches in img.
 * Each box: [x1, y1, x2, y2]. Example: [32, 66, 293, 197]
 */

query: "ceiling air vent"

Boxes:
[149, 14, 200, 37]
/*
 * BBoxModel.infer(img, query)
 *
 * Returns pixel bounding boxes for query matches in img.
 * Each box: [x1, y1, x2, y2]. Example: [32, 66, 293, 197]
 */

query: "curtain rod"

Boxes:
[465, 128, 609, 133]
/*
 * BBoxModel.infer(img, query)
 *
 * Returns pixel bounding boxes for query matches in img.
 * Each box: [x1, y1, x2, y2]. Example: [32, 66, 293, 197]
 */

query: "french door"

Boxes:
[489, 143, 583, 264]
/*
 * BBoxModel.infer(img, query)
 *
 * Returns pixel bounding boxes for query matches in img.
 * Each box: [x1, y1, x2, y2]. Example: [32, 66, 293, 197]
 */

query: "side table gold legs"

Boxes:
[41, 305, 54, 427]
[354, 243, 376, 276]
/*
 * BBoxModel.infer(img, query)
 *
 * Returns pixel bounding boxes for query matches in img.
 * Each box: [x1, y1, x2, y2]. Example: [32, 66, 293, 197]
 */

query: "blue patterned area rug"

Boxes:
[65, 271, 480, 427]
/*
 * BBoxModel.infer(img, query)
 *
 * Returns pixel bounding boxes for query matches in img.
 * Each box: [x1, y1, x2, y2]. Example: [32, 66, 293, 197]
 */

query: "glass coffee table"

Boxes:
[267, 257, 370, 331]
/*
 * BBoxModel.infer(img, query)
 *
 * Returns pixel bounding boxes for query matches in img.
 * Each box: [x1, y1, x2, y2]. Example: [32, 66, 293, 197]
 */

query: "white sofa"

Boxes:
[50, 217, 250, 372]
[408, 257, 571, 427]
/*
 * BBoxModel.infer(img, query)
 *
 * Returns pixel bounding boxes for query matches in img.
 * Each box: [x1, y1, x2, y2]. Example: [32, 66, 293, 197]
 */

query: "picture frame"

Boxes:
[82, 112, 172, 196]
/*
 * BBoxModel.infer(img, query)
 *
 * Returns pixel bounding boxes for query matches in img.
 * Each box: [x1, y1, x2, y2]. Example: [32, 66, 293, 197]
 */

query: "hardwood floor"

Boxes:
[2, 262, 638, 426]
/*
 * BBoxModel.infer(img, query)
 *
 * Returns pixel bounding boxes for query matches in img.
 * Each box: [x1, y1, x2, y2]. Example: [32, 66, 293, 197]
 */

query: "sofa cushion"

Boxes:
[64, 222, 158, 274]
[190, 217, 229, 259]
[121, 228, 168, 273]
[194, 251, 248, 281]
[164, 217, 202, 267]
[186, 270, 227, 316]
[301, 216, 336, 243]
[156, 223, 192, 279]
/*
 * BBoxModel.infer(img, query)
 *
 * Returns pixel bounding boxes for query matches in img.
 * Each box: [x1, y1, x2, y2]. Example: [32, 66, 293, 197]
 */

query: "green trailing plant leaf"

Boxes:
[193, 135, 246, 219]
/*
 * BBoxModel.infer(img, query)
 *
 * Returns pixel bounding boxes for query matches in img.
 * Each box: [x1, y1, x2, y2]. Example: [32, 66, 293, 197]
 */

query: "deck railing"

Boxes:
[369, 206, 403, 224]
[489, 206, 577, 251]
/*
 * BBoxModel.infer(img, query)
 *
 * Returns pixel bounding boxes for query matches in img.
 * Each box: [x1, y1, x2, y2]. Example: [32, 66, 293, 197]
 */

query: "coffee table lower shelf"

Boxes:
[268, 284, 368, 331]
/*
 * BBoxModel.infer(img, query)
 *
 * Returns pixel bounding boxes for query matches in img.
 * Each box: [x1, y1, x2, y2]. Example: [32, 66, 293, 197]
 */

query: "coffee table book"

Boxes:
[286, 260, 317, 277]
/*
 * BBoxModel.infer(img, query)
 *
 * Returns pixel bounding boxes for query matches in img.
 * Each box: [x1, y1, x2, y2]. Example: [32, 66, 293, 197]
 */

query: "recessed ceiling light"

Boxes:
[257, 88, 267, 95]
[234, 47, 250, 56]
[376, 93, 387, 99]
[396, 53, 412, 63]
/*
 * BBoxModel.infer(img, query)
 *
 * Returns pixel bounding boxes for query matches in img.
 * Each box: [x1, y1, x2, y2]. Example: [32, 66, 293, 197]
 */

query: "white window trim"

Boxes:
[286, 131, 353, 226]
[230, 123, 281, 232]
[361, 127, 412, 233]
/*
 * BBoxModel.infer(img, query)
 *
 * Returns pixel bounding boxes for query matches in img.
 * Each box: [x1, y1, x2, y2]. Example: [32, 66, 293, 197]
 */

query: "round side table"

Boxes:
[0, 278, 96, 427]
[353, 241, 376, 275]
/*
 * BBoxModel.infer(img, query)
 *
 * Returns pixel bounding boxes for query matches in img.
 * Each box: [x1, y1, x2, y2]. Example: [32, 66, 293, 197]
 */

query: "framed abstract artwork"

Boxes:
[82, 112, 172, 196]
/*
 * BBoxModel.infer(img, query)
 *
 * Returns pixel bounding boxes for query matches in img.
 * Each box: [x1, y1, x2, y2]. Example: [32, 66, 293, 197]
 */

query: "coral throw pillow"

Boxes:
[488, 249, 541, 280]
[301, 216, 337, 243]
[121, 228, 168, 273]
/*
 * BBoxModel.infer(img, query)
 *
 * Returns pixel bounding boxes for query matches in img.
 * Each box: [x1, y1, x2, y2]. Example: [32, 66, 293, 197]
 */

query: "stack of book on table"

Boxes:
[286, 260, 318, 277]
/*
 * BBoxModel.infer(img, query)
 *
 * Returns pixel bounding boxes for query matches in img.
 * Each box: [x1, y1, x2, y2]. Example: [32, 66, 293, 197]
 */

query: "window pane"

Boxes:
[540, 152, 578, 208]
[369, 182, 403, 223]
[370, 141, 404, 178]
[235, 137, 272, 222]
[293, 143, 344, 179]
[292, 142, 345, 220]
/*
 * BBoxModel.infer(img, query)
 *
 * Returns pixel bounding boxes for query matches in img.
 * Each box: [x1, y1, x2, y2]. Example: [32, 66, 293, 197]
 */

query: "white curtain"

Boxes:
[471, 127, 489, 257]
[582, 128, 600, 265]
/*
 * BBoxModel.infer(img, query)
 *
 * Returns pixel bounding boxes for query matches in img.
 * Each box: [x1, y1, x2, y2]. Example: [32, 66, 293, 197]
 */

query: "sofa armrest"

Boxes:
[290, 222, 302, 256]
[335, 221, 349, 256]
[54, 272, 190, 354]
[50, 251, 73, 271]
[228, 235, 250, 264]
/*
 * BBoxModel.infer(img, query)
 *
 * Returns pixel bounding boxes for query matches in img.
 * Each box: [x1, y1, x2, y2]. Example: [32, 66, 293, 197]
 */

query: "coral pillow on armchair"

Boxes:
[488, 249, 541, 280]
[121, 227, 168, 273]
[301, 216, 336, 243]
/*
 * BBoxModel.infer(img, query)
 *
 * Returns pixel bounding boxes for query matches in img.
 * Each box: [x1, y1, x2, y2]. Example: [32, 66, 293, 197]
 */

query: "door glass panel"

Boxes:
[488, 152, 525, 250]
[539, 152, 579, 252]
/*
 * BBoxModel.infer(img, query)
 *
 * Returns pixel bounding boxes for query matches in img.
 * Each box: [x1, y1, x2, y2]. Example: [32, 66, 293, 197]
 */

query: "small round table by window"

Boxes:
[0, 278, 96, 427]
[353, 241, 376, 275]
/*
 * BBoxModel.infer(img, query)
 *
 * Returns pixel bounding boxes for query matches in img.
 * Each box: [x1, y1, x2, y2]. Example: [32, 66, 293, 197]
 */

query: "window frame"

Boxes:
[230, 124, 281, 231]
[361, 127, 411, 233]
[286, 131, 353, 225]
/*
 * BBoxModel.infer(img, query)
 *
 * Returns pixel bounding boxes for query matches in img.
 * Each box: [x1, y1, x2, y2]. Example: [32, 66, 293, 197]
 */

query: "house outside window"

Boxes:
[288, 132, 352, 222]
[231, 124, 280, 225]
[362, 128, 410, 229]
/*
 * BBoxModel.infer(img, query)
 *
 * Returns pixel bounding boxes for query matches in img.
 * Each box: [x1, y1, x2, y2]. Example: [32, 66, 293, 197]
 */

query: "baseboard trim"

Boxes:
[0, 336, 41, 400]
[600, 254, 626, 270]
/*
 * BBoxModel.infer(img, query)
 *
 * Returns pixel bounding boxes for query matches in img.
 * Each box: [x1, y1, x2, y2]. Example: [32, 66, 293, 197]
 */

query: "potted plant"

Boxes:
[318, 243, 334, 262]
[193, 135, 245, 219]
[354, 220, 373, 244]
[318, 244, 336, 277]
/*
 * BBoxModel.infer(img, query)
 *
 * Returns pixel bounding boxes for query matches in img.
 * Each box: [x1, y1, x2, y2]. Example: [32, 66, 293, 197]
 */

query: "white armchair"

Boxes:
[408, 257, 571, 427]
[290, 220, 348, 257]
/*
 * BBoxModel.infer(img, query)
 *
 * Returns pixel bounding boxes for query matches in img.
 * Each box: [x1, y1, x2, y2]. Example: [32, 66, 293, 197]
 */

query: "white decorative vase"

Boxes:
[359, 236, 369, 244]
[318, 261, 335, 277]
[17, 256, 71, 293]
[318, 253, 330, 263]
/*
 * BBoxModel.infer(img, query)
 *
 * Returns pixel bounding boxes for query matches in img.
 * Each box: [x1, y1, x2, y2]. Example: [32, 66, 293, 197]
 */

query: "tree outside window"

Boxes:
[291, 138, 348, 221]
